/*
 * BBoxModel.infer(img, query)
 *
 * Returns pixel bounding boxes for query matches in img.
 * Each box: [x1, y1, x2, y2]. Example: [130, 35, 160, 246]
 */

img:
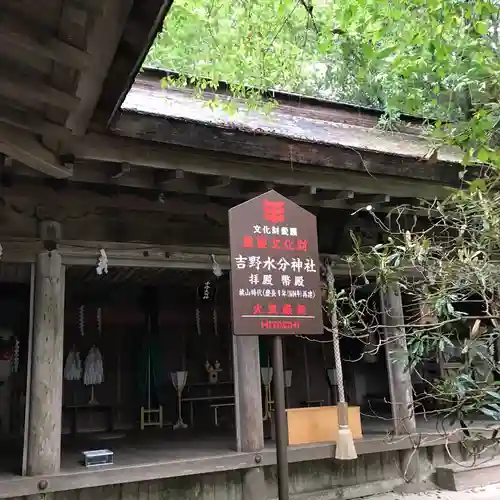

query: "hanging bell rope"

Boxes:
[326, 262, 357, 460]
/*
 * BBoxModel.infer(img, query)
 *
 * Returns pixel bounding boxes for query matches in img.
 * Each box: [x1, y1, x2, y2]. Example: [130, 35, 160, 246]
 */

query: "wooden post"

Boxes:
[26, 251, 65, 475]
[233, 335, 267, 500]
[21, 263, 35, 476]
[380, 283, 419, 482]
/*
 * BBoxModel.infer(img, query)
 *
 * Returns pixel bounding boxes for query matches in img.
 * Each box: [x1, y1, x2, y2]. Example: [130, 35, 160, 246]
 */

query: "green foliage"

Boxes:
[347, 176, 500, 426]
[147, 0, 500, 166]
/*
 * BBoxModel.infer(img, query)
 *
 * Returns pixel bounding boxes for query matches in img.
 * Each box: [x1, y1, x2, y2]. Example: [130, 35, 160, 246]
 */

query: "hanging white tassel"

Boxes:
[211, 254, 222, 277]
[78, 305, 85, 336]
[96, 249, 108, 275]
[97, 307, 102, 335]
[64, 349, 82, 381]
[203, 281, 210, 300]
[84, 346, 104, 386]
[84, 346, 103, 405]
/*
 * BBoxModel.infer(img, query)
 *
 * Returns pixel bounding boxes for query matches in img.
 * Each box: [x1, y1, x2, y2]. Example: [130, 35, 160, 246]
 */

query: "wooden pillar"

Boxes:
[380, 283, 419, 482]
[26, 251, 65, 475]
[233, 335, 267, 500]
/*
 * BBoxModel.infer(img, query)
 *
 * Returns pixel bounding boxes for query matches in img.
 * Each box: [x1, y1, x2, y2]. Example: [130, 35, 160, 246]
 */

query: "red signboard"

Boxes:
[229, 190, 323, 336]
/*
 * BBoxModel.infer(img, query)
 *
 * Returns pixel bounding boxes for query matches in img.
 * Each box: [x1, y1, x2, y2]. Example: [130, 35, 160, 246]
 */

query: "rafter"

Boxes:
[0, 123, 72, 178]
[74, 134, 449, 199]
[65, 0, 133, 135]
[0, 104, 75, 143]
[0, 12, 90, 70]
[0, 70, 80, 111]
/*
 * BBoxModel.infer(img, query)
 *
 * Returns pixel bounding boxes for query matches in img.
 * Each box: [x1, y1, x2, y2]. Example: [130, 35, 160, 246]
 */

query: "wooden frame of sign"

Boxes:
[229, 190, 323, 337]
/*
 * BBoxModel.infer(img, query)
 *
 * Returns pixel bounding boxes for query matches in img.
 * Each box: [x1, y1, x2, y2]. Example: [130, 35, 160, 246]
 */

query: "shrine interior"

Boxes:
[0, 259, 401, 476]
[57, 265, 394, 469]
[0, 264, 31, 476]
[0, 253, 411, 477]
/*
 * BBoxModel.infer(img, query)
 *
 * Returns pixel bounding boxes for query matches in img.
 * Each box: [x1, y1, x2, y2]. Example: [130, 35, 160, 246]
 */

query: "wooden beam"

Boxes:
[155, 169, 185, 186]
[113, 110, 463, 185]
[0, 11, 90, 70]
[108, 162, 131, 180]
[27, 251, 65, 475]
[0, 104, 75, 143]
[1, 0, 101, 17]
[290, 188, 354, 206]
[65, 0, 133, 135]
[155, 169, 198, 191]
[91, 0, 174, 128]
[74, 134, 449, 199]
[0, 123, 73, 178]
[10, 160, 422, 213]
[202, 175, 233, 195]
[0, 70, 80, 112]
[320, 190, 355, 201]
[0, 205, 229, 249]
[3, 182, 229, 221]
[349, 194, 391, 205]
[0, 238, 359, 276]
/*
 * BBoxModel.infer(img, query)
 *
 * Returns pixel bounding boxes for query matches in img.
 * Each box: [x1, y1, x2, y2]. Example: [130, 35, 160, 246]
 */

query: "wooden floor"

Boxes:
[0, 414, 482, 478]
[0, 418, 470, 500]
[1, 425, 396, 478]
[61, 429, 239, 471]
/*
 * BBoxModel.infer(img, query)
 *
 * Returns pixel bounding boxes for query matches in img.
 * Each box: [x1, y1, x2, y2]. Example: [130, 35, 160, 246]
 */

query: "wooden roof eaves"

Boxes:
[139, 67, 428, 128]
[112, 107, 463, 186]
[121, 74, 464, 167]
[90, 0, 174, 131]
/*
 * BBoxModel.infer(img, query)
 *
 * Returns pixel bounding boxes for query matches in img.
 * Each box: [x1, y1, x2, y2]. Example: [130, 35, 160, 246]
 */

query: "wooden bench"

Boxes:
[210, 402, 235, 426]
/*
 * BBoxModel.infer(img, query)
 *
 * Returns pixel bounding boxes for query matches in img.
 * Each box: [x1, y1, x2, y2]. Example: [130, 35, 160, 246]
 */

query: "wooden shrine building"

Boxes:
[0, 2, 470, 499]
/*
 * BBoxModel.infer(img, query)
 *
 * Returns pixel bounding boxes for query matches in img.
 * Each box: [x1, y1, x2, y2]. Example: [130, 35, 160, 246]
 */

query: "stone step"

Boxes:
[436, 458, 500, 491]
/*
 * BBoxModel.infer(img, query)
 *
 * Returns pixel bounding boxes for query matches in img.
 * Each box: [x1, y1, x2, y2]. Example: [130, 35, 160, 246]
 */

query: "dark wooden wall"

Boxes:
[62, 273, 235, 432]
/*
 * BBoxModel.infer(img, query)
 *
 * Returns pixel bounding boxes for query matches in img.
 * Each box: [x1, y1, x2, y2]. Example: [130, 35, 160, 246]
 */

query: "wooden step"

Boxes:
[436, 458, 500, 491]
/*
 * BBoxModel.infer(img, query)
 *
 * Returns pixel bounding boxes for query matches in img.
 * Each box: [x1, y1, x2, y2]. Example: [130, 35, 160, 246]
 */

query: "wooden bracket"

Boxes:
[39, 220, 62, 251]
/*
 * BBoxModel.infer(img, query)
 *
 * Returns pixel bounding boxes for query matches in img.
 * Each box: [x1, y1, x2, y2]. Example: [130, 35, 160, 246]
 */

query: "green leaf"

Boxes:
[477, 148, 490, 163]
[475, 21, 488, 35]
[480, 406, 500, 420]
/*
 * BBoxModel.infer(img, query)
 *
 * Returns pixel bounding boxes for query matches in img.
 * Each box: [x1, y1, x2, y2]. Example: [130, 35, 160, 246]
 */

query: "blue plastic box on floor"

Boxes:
[82, 449, 114, 467]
